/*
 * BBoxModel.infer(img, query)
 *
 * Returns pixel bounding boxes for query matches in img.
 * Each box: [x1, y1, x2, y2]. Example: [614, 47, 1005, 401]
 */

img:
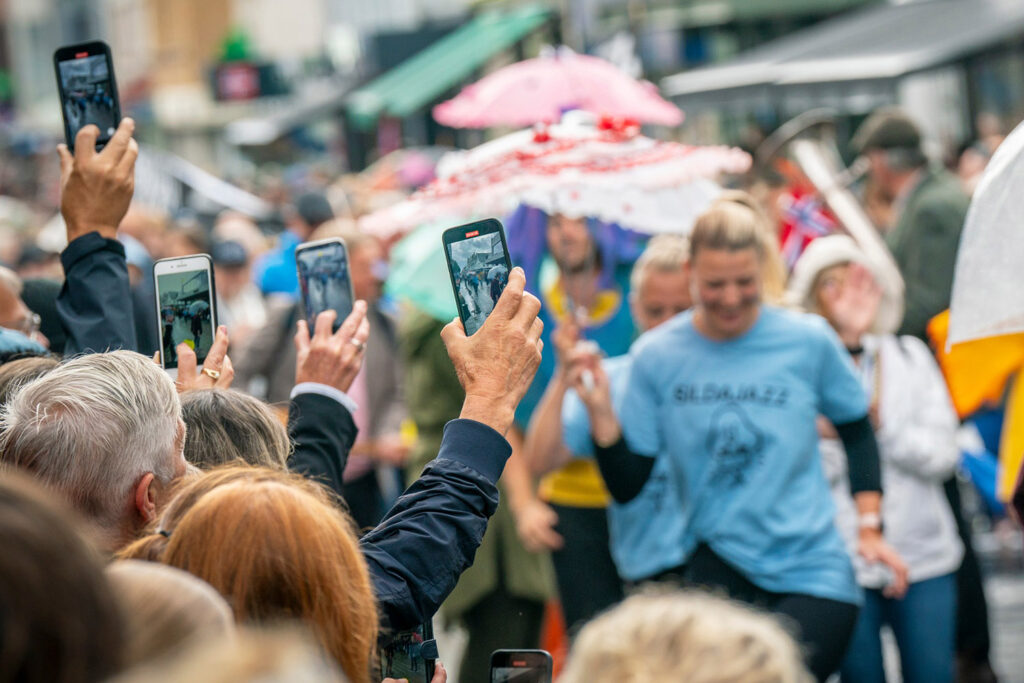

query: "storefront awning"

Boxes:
[661, 0, 1024, 111]
[346, 5, 550, 131]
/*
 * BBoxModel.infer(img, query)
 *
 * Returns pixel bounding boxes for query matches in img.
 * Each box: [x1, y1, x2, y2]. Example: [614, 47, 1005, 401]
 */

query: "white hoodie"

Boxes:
[820, 333, 964, 587]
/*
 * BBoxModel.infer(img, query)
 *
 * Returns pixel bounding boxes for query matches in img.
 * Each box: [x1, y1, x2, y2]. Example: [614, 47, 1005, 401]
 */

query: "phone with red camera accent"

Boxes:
[490, 650, 553, 682]
[442, 218, 512, 336]
[53, 41, 121, 151]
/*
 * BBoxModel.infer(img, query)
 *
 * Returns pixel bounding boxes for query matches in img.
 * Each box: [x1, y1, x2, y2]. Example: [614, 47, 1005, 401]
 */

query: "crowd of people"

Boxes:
[0, 103, 1020, 683]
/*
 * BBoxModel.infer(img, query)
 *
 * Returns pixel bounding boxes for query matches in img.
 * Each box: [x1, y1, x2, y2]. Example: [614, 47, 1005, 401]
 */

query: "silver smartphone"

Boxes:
[153, 254, 217, 379]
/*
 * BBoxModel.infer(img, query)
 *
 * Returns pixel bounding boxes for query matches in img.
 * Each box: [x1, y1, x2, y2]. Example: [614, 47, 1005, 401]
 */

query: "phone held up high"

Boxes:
[490, 649, 553, 683]
[153, 255, 217, 380]
[295, 237, 355, 333]
[53, 41, 122, 151]
[442, 218, 513, 336]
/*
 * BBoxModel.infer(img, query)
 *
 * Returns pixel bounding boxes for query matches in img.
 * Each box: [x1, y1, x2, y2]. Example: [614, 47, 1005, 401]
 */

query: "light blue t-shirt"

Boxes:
[619, 306, 867, 605]
[562, 355, 686, 581]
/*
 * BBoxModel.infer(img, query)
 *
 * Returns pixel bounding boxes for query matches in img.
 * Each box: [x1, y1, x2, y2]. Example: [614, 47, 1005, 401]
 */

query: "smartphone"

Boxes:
[378, 622, 437, 683]
[53, 41, 121, 151]
[296, 238, 354, 333]
[153, 255, 217, 379]
[442, 218, 512, 336]
[490, 650, 553, 683]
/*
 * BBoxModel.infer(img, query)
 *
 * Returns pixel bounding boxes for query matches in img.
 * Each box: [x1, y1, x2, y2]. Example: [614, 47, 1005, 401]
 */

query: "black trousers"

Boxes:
[943, 477, 993, 664]
[653, 544, 859, 682]
[549, 504, 624, 634]
[457, 582, 545, 683]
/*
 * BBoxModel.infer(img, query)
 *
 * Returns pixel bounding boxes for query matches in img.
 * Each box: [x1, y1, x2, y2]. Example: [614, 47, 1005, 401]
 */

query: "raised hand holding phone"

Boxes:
[294, 302, 370, 394]
[58, 118, 137, 242]
[54, 41, 122, 151]
[153, 255, 218, 379]
[296, 238, 354, 333]
[442, 219, 512, 336]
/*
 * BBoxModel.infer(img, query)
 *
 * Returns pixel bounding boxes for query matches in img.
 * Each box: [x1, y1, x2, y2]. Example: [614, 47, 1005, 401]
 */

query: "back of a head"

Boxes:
[158, 475, 376, 683]
[0, 472, 123, 683]
[0, 355, 58, 407]
[181, 389, 290, 470]
[111, 627, 347, 683]
[0, 350, 181, 538]
[560, 591, 812, 683]
[690, 191, 788, 303]
[105, 560, 235, 669]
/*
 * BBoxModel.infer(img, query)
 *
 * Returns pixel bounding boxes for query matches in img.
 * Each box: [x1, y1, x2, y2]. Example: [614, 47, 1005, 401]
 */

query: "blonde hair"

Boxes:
[689, 191, 787, 304]
[105, 560, 235, 669]
[110, 627, 348, 683]
[630, 234, 690, 295]
[180, 389, 291, 471]
[560, 590, 812, 683]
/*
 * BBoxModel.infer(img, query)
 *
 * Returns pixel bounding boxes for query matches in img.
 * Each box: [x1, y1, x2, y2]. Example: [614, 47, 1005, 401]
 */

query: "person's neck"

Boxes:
[692, 307, 760, 341]
[561, 267, 601, 311]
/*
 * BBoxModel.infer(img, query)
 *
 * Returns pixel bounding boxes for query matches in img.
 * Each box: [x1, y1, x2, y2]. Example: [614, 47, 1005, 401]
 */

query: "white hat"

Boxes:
[785, 234, 903, 335]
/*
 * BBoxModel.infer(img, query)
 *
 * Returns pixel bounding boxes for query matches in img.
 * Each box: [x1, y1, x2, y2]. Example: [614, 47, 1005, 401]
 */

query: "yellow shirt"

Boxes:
[539, 458, 611, 508]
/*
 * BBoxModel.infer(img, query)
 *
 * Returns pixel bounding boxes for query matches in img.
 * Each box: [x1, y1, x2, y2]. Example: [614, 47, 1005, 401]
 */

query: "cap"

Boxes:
[294, 192, 334, 229]
[850, 108, 922, 155]
[211, 240, 248, 267]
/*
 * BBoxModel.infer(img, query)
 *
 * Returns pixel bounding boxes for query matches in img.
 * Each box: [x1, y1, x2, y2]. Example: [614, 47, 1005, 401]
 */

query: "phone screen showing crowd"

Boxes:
[158, 270, 213, 369]
[447, 231, 509, 336]
[297, 243, 353, 332]
[58, 54, 118, 143]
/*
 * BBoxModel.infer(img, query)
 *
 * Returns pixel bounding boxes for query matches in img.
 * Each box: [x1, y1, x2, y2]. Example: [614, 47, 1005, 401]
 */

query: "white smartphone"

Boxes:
[153, 254, 217, 379]
[295, 237, 354, 333]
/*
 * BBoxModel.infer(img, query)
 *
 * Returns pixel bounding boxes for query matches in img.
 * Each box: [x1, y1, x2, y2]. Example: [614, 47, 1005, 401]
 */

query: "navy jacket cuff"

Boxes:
[437, 418, 512, 483]
[61, 232, 125, 271]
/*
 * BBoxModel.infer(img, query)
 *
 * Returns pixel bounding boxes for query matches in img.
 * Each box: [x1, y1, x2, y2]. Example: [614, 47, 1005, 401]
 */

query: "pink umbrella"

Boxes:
[433, 48, 683, 128]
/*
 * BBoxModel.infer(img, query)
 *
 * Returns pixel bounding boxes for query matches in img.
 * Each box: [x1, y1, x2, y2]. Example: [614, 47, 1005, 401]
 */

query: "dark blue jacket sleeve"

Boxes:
[287, 392, 358, 497]
[58, 232, 137, 354]
[360, 418, 510, 631]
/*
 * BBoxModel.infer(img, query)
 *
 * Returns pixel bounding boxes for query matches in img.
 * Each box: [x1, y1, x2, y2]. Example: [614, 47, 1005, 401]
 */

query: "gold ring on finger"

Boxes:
[202, 368, 221, 380]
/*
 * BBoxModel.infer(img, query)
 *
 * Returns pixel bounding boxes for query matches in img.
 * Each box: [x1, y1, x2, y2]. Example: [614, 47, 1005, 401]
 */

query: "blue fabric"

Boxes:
[514, 262, 636, 428]
[618, 306, 867, 604]
[0, 328, 45, 357]
[839, 573, 957, 683]
[255, 231, 302, 298]
[562, 354, 685, 580]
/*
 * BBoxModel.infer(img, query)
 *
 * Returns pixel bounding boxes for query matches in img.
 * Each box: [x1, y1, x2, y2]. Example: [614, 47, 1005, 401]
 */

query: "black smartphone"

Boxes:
[53, 41, 121, 151]
[490, 650, 553, 683]
[296, 237, 354, 333]
[153, 255, 218, 379]
[442, 218, 512, 336]
[378, 622, 437, 683]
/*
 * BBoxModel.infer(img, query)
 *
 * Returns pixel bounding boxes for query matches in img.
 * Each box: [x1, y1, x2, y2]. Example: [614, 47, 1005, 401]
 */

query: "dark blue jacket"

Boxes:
[58, 232, 511, 631]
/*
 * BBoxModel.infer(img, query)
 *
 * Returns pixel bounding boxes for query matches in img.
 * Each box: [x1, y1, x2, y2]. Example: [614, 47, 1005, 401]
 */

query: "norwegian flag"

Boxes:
[779, 192, 837, 269]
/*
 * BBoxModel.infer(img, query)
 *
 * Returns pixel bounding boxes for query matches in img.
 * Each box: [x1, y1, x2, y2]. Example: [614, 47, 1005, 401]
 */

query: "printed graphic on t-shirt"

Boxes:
[705, 402, 765, 487]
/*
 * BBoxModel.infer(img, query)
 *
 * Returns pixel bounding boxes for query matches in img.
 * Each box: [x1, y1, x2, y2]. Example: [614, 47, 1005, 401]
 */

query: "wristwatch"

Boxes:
[858, 513, 883, 531]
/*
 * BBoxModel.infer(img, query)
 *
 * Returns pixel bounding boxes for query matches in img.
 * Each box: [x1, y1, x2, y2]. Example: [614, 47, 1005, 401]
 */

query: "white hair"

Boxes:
[630, 234, 690, 295]
[0, 350, 181, 533]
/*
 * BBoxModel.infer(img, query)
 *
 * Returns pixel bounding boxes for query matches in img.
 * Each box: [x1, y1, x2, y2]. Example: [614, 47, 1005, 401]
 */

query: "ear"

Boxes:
[134, 472, 158, 523]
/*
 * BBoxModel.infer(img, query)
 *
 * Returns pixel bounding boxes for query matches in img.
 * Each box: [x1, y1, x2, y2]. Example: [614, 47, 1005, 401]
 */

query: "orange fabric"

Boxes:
[927, 310, 1024, 502]
[540, 599, 568, 679]
[926, 310, 1024, 419]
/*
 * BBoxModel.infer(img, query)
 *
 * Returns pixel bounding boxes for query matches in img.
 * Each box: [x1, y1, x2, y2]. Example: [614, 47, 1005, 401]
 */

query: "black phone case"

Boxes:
[442, 218, 512, 336]
[53, 41, 122, 151]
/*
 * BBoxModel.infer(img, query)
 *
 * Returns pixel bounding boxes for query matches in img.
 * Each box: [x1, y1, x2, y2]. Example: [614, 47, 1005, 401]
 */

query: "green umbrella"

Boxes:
[385, 220, 459, 322]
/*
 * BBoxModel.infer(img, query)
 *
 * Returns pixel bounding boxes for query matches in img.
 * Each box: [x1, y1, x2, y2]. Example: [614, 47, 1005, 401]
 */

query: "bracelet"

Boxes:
[858, 513, 882, 530]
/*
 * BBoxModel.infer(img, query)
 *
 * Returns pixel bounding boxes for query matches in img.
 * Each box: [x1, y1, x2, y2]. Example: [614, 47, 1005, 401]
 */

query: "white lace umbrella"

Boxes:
[949, 118, 1024, 345]
[360, 113, 750, 238]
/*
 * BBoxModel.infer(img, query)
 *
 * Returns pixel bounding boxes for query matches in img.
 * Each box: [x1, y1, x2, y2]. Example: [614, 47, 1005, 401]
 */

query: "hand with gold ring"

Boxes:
[294, 301, 371, 394]
[174, 325, 235, 393]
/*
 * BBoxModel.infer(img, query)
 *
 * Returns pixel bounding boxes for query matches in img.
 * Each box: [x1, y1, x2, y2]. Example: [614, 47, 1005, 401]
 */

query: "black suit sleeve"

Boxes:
[58, 232, 137, 354]
[287, 392, 358, 498]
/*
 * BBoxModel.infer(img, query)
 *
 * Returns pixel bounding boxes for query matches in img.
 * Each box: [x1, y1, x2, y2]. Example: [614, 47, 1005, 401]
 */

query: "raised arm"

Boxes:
[522, 323, 580, 476]
[56, 120, 139, 354]
[360, 267, 544, 629]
